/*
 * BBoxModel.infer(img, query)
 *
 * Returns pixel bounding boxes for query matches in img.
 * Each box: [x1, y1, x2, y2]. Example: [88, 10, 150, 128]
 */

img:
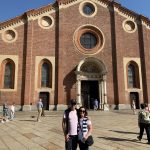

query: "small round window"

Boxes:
[83, 3, 95, 15]
[38, 15, 54, 29]
[79, 1, 97, 17]
[123, 19, 137, 33]
[2, 29, 17, 43]
[80, 32, 97, 49]
[41, 16, 52, 27]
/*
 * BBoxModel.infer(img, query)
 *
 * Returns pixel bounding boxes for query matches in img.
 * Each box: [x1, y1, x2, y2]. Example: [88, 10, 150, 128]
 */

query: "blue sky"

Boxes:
[0, 0, 150, 23]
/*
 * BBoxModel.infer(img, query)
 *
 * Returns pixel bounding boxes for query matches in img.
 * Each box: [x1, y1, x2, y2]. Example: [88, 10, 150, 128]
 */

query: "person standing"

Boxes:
[41, 107, 45, 117]
[94, 99, 98, 111]
[37, 98, 43, 122]
[131, 100, 136, 115]
[3, 101, 9, 119]
[10, 102, 15, 120]
[137, 103, 150, 144]
[78, 106, 93, 150]
[62, 99, 78, 150]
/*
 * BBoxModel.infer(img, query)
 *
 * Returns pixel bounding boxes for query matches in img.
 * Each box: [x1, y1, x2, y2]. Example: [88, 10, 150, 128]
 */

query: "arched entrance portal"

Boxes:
[75, 57, 109, 110]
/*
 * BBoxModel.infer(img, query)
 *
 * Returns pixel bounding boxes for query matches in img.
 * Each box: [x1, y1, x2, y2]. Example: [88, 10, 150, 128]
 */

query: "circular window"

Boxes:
[38, 15, 54, 29]
[80, 32, 97, 49]
[74, 25, 104, 55]
[79, 1, 97, 17]
[2, 29, 17, 43]
[123, 20, 137, 33]
[83, 3, 95, 15]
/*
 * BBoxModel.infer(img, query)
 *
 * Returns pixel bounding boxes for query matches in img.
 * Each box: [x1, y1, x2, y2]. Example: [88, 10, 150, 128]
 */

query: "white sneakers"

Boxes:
[0, 120, 5, 123]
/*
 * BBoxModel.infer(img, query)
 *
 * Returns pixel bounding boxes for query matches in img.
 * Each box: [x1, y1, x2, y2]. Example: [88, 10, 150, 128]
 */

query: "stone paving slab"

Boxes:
[0, 110, 150, 150]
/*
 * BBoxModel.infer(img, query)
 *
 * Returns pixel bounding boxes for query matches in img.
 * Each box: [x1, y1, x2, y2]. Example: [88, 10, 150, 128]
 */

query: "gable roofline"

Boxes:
[0, 0, 150, 30]
[0, 2, 57, 30]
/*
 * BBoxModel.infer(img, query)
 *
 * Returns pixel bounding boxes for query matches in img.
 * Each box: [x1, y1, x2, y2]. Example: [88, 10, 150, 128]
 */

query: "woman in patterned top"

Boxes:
[78, 106, 93, 150]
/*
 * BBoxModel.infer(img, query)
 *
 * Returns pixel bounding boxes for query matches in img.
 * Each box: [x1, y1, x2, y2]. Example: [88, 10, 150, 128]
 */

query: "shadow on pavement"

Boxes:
[109, 130, 138, 135]
[19, 120, 36, 122]
[98, 136, 138, 142]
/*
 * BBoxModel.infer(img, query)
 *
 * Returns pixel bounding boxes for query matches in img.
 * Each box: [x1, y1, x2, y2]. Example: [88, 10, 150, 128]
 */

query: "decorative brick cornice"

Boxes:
[0, 0, 150, 30]
[0, 3, 56, 30]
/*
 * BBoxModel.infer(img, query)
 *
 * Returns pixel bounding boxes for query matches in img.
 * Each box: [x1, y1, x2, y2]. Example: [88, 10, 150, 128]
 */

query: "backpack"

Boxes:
[140, 110, 150, 124]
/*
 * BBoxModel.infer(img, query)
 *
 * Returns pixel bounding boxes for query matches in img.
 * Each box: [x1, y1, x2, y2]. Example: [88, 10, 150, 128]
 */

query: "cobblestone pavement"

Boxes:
[0, 110, 150, 150]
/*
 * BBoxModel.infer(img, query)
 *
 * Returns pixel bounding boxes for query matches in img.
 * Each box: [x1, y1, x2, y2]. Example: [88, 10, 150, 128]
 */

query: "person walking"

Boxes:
[62, 99, 78, 150]
[137, 103, 150, 144]
[36, 98, 43, 122]
[78, 106, 93, 150]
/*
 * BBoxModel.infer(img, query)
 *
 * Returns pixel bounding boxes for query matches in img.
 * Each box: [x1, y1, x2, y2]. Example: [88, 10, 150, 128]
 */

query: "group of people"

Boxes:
[0, 101, 15, 123]
[62, 99, 93, 150]
[137, 103, 150, 144]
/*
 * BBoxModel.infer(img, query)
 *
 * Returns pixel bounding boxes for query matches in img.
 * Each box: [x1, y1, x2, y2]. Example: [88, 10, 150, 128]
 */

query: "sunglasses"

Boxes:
[71, 103, 76, 105]
[80, 110, 85, 113]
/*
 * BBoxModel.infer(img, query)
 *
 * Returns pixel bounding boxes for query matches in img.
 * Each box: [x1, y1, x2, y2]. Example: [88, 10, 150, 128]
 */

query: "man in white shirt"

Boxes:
[62, 99, 78, 150]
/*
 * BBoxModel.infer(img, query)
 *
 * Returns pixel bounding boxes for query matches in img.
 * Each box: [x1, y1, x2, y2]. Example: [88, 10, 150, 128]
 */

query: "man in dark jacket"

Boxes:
[62, 99, 79, 150]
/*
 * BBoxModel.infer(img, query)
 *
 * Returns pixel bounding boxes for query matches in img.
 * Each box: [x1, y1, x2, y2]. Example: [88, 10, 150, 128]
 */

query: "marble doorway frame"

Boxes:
[75, 57, 109, 110]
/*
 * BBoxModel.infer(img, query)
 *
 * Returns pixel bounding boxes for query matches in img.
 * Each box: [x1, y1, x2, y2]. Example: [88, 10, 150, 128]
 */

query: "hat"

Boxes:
[70, 99, 77, 105]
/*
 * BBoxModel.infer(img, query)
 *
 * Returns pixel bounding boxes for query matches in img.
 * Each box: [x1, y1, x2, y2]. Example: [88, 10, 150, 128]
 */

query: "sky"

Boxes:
[0, 0, 150, 23]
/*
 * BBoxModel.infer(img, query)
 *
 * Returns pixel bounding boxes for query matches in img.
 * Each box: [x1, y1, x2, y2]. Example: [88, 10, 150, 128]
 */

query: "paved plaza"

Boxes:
[0, 110, 150, 150]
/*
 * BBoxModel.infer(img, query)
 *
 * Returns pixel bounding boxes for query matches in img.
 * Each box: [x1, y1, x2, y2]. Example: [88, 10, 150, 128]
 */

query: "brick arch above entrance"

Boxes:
[76, 57, 107, 75]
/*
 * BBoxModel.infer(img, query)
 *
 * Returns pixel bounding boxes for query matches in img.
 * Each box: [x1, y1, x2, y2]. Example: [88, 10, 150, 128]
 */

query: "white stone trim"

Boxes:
[0, 55, 18, 91]
[79, 0, 97, 18]
[35, 56, 55, 91]
[73, 24, 105, 55]
[1, 28, 18, 43]
[123, 57, 143, 91]
[122, 19, 137, 33]
[38, 15, 54, 29]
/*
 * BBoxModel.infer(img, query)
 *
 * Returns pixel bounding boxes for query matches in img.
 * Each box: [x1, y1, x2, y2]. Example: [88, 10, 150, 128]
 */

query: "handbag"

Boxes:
[85, 135, 94, 146]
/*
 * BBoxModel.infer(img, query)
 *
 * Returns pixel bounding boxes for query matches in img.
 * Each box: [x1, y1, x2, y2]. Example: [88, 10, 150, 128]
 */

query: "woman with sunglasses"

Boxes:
[78, 106, 93, 150]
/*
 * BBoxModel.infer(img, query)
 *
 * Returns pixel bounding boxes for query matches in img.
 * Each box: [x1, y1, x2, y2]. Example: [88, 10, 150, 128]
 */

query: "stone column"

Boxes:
[99, 80, 102, 109]
[103, 75, 109, 111]
[77, 79, 81, 106]
[101, 80, 104, 110]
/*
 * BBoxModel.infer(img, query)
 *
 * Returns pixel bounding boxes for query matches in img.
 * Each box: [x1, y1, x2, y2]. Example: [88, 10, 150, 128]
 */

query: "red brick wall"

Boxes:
[0, 1, 150, 108]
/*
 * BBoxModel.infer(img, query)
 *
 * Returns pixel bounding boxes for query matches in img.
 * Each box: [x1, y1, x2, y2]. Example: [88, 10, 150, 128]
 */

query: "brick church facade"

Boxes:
[0, 0, 150, 111]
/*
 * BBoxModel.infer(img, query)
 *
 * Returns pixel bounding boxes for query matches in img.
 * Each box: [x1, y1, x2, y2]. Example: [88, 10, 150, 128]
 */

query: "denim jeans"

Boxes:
[65, 135, 78, 150]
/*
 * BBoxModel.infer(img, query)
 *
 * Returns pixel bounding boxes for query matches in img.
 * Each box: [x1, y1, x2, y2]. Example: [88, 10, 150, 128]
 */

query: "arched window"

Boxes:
[41, 62, 50, 87]
[127, 62, 140, 88]
[39, 59, 52, 88]
[1, 59, 15, 89]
